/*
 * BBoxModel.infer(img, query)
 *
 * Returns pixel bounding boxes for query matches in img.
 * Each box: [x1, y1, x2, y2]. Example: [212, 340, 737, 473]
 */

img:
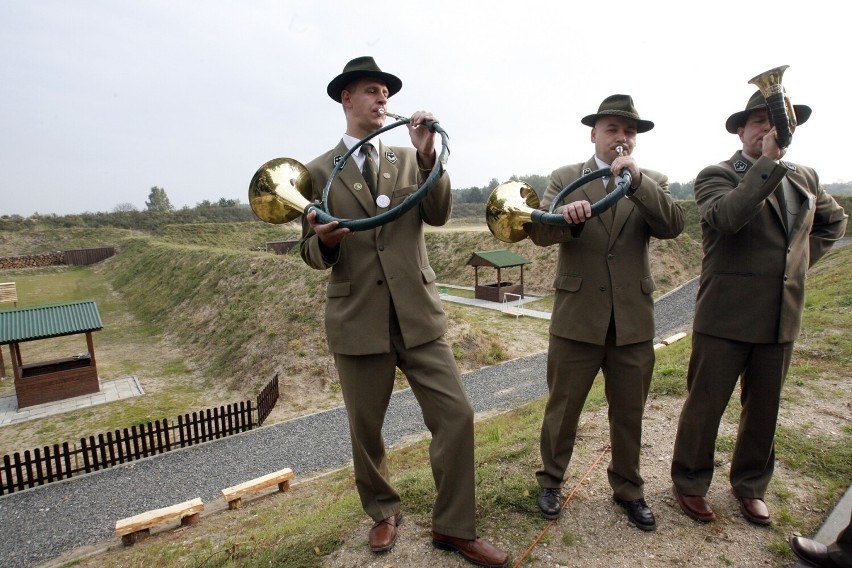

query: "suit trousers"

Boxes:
[536, 322, 654, 501]
[671, 332, 793, 498]
[334, 324, 477, 539]
[830, 511, 852, 567]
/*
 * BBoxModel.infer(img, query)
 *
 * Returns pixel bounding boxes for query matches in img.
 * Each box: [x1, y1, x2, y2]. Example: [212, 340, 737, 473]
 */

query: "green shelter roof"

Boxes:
[0, 300, 103, 345]
[466, 249, 531, 268]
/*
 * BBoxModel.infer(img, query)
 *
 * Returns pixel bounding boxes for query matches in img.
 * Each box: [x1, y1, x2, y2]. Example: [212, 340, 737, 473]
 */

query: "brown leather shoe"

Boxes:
[672, 485, 715, 522]
[788, 535, 843, 567]
[432, 531, 509, 568]
[369, 512, 402, 553]
[734, 494, 770, 525]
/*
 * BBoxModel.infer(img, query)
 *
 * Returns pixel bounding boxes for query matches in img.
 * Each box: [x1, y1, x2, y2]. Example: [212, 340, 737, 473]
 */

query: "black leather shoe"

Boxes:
[538, 488, 563, 519]
[614, 497, 657, 531]
[788, 535, 843, 567]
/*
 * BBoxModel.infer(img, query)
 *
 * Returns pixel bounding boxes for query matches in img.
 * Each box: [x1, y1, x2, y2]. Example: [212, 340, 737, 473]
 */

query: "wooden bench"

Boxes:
[115, 497, 204, 546]
[221, 468, 295, 510]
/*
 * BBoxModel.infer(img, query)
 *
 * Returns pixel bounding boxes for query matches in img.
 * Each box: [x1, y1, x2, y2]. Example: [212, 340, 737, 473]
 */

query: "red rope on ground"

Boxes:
[512, 444, 611, 568]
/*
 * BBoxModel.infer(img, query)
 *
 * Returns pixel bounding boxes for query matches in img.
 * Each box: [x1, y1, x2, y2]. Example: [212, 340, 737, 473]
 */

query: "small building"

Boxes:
[466, 249, 531, 303]
[0, 300, 103, 408]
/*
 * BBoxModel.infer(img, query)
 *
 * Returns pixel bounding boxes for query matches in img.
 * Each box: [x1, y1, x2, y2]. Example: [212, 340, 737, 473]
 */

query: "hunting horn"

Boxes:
[486, 146, 632, 243]
[248, 110, 450, 231]
[748, 65, 797, 149]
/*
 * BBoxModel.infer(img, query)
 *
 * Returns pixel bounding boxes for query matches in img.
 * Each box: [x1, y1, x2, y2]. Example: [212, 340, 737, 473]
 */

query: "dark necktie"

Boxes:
[361, 143, 378, 197]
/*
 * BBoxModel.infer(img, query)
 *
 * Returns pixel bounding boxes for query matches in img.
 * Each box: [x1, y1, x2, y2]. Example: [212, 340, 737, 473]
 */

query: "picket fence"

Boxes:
[0, 374, 279, 495]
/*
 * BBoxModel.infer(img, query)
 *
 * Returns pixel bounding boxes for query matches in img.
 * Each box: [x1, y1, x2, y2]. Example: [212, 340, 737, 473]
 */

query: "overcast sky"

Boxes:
[1, 1, 847, 217]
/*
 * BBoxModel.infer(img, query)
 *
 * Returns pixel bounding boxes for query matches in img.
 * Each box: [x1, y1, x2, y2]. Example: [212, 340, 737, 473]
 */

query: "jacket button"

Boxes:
[599, 286, 607, 292]
[378, 245, 385, 251]
[377, 280, 383, 285]
[607, 254, 615, 261]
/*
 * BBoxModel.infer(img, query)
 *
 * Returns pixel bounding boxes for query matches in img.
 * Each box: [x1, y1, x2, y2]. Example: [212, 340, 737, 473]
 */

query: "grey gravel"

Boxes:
[0, 278, 699, 568]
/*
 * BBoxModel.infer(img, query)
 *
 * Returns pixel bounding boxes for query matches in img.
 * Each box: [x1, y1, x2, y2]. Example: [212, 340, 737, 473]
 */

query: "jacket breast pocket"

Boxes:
[554, 274, 582, 292]
[327, 280, 351, 298]
[391, 184, 418, 205]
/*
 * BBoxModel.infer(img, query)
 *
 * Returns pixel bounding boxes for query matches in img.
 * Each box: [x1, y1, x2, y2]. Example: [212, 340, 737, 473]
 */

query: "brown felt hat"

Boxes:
[725, 90, 812, 133]
[326, 56, 402, 103]
[581, 94, 654, 133]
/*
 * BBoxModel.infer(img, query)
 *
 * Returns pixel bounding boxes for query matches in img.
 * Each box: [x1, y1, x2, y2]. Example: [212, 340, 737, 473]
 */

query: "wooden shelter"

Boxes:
[466, 250, 531, 302]
[0, 300, 103, 408]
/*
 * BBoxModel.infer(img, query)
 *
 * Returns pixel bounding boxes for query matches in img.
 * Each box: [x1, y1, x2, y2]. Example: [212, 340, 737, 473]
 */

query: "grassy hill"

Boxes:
[0, 218, 701, 456]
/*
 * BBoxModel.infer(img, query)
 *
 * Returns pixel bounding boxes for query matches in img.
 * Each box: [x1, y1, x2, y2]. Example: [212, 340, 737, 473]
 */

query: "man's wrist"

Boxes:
[630, 172, 643, 190]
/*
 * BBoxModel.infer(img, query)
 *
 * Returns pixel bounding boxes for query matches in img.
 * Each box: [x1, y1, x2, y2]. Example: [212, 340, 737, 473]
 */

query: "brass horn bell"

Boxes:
[248, 157, 314, 225]
[748, 65, 796, 148]
[485, 181, 541, 243]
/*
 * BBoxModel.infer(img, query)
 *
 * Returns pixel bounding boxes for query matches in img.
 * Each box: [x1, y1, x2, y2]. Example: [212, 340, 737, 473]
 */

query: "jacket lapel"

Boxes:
[331, 140, 374, 217]
[608, 180, 633, 249]
[578, 157, 612, 235]
[375, 142, 399, 237]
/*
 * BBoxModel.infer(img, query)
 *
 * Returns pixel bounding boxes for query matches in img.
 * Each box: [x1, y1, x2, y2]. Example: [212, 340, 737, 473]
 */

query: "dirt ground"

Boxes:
[316, 371, 850, 568]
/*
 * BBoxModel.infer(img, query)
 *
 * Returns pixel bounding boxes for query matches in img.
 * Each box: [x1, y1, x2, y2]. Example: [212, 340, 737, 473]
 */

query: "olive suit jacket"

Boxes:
[527, 157, 685, 346]
[692, 151, 848, 344]
[300, 140, 452, 355]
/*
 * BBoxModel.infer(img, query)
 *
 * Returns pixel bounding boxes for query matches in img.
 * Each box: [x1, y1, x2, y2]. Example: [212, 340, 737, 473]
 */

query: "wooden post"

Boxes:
[85, 331, 97, 370]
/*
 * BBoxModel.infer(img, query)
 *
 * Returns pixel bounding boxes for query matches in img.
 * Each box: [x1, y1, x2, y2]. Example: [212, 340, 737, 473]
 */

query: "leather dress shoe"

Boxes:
[614, 496, 657, 531]
[789, 535, 843, 567]
[734, 493, 771, 526]
[369, 512, 402, 552]
[432, 531, 509, 568]
[538, 487, 563, 520]
[672, 485, 715, 522]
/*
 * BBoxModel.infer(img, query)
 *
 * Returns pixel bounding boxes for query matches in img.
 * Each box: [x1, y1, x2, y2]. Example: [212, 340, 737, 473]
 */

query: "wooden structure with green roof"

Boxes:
[0, 300, 103, 408]
[466, 249, 531, 302]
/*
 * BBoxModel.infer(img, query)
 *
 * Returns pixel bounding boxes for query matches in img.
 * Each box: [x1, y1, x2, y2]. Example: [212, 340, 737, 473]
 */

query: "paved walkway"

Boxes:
[438, 286, 552, 320]
[0, 376, 144, 426]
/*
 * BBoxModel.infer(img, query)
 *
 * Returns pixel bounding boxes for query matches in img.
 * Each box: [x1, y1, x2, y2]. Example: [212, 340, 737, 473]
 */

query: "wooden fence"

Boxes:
[64, 247, 116, 266]
[0, 374, 279, 495]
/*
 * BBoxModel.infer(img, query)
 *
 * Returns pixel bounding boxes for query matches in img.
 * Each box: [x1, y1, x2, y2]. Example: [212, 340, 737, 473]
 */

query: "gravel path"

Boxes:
[0, 279, 700, 568]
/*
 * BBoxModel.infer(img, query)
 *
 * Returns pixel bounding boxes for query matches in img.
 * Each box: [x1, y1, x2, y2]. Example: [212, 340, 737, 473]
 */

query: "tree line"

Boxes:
[453, 177, 852, 203]
[3, 181, 849, 233]
[0, 186, 254, 232]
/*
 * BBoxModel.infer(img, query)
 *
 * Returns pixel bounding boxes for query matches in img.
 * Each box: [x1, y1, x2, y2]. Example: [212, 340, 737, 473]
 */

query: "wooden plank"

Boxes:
[661, 332, 687, 345]
[115, 497, 204, 544]
[221, 468, 294, 510]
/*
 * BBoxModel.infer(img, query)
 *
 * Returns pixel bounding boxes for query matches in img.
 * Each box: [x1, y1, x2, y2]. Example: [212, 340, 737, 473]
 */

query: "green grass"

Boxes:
[2, 224, 846, 567]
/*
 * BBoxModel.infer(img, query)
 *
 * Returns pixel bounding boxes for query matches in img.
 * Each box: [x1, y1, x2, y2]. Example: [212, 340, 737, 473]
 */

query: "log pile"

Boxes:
[0, 252, 65, 270]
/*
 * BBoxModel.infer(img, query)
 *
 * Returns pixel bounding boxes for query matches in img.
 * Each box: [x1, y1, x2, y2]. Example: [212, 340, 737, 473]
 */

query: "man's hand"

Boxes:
[761, 127, 787, 161]
[561, 200, 592, 224]
[408, 110, 437, 168]
[611, 155, 641, 185]
[307, 209, 350, 248]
